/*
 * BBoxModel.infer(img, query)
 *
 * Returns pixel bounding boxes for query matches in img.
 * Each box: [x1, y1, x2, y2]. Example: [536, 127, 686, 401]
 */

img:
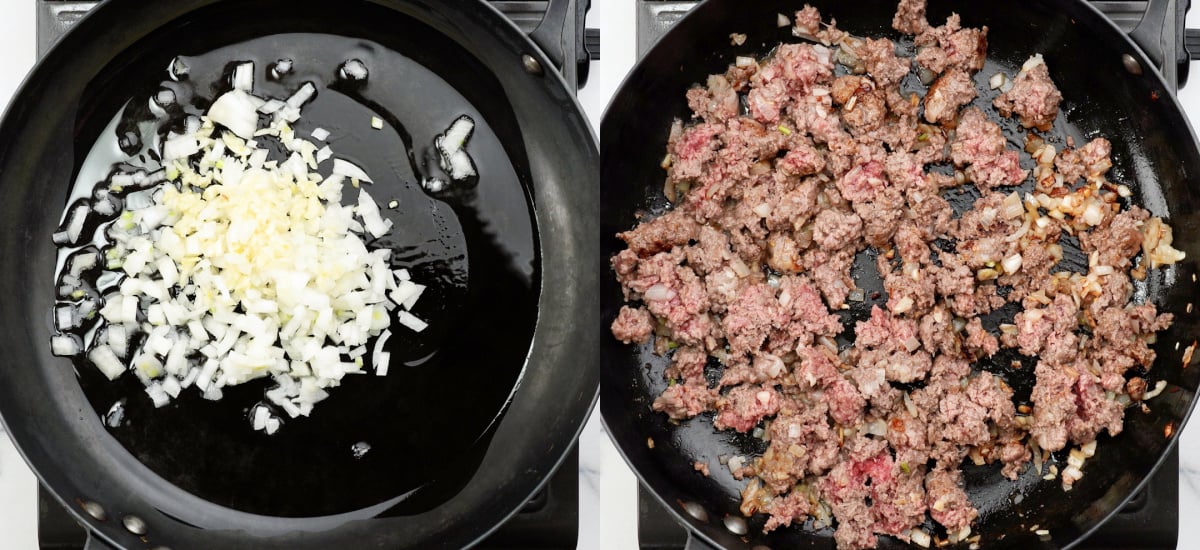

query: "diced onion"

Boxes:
[447, 150, 477, 180]
[61, 203, 90, 245]
[645, 284, 675, 302]
[439, 116, 475, 155]
[1021, 53, 1046, 74]
[398, 311, 428, 332]
[1142, 380, 1168, 400]
[89, 345, 126, 380]
[258, 99, 286, 115]
[61, 66, 432, 429]
[339, 59, 369, 81]
[357, 189, 393, 238]
[1002, 253, 1023, 274]
[208, 89, 261, 139]
[50, 335, 81, 356]
[285, 82, 316, 109]
[1081, 440, 1097, 457]
[333, 158, 374, 183]
[231, 62, 254, 92]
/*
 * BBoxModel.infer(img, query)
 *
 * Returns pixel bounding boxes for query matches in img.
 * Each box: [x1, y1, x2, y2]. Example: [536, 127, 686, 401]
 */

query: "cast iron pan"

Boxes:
[0, 0, 597, 548]
[601, 0, 1200, 548]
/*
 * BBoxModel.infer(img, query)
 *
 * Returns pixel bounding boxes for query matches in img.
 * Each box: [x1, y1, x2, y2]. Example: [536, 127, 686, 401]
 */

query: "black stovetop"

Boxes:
[632, 1, 1185, 549]
[32, 1, 595, 549]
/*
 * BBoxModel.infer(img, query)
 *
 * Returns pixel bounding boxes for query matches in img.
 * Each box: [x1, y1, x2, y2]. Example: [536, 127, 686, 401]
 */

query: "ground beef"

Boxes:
[715, 384, 783, 432]
[805, 248, 856, 308]
[686, 225, 734, 276]
[914, 13, 988, 75]
[722, 283, 787, 356]
[1091, 303, 1172, 372]
[773, 275, 844, 349]
[609, 1, 1182, 546]
[925, 468, 977, 532]
[762, 401, 841, 484]
[821, 439, 894, 549]
[665, 346, 709, 382]
[861, 38, 911, 89]
[1029, 360, 1074, 451]
[1067, 369, 1124, 444]
[855, 188, 906, 247]
[762, 490, 813, 533]
[814, 208, 864, 250]
[687, 74, 740, 123]
[611, 306, 654, 344]
[1012, 294, 1079, 366]
[617, 208, 699, 256]
[892, 0, 929, 35]
[748, 43, 835, 123]
[951, 107, 1027, 189]
[835, 159, 886, 203]
[668, 122, 722, 182]
[856, 305, 920, 350]
[1079, 207, 1148, 269]
[765, 178, 819, 230]
[653, 379, 717, 420]
[993, 58, 1063, 130]
[963, 317, 998, 358]
[924, 68, 977, 123]
[905, 188, 956, 239]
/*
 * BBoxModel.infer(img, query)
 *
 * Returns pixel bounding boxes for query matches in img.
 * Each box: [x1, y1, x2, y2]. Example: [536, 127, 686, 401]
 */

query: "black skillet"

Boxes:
[601, 0, 1200, 548]
[0, 0, 597, 548]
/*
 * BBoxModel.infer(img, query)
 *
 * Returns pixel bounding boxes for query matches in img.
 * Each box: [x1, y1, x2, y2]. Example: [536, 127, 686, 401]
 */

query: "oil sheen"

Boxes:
[59, 32, 540, 518]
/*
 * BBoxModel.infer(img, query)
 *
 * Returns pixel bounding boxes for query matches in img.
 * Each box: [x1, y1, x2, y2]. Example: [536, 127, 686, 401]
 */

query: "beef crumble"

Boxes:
[609, 1, 1184, 548]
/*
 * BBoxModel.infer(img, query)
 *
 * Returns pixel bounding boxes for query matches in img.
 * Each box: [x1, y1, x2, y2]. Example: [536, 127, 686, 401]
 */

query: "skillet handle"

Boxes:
[530, 0, 571, 69]
[1130, 0, 1171, 70]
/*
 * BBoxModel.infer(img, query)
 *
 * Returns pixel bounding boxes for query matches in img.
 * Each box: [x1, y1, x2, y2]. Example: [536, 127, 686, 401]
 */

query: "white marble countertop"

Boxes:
[3, 2, 1200, 549]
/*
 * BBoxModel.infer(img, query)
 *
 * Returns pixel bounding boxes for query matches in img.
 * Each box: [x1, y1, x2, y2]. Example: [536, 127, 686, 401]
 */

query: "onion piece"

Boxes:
[55, 304, 78, 331]
[208, 90, 261, 139]
[285, 82, 316, 110]
[333, 158, 374, 183]
[357, 189, 393, 238]
[446, 150, 477, 180]
[372, 329, 392, 376]
[398, 311, 428, 332]
[50, 335, 81, 357]
[644, 284, 676, 302]
[59, 203, 90, 245]
[339, 59, 369, 81]
[1142, 380, 1168, 400]
[1002, 253, 1023, 274]
[316, 146, 333, 165]
[89, 345, 126, 380]
[439, 116, 475, 155]
[231, 62, 254, 92]
[989, 72, 1008, 90]
[145, 383, 170, 408]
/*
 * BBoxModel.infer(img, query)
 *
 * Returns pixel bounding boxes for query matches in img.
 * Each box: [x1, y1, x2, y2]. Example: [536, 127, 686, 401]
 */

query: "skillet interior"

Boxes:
[600, 0, 1200, 548]
[0, 0, 598, 548]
